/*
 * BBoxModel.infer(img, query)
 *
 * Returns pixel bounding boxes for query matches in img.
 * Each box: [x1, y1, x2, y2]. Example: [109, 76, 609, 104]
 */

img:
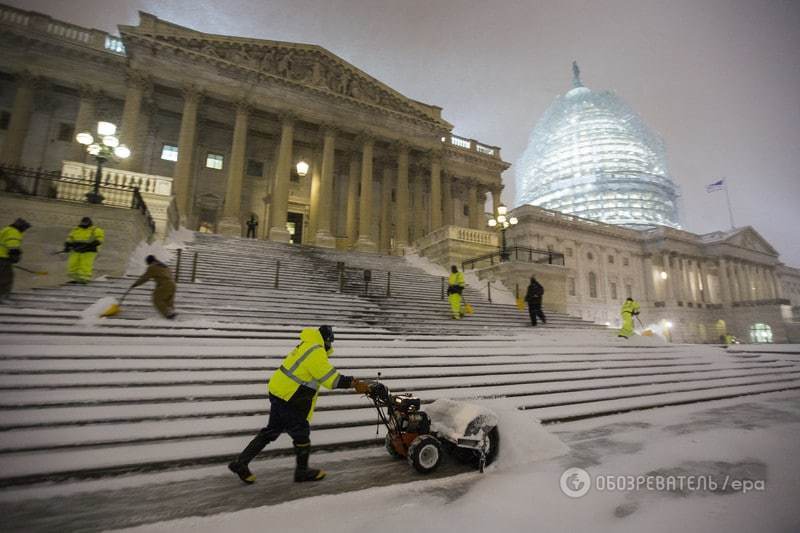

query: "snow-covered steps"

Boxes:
[1, 329, 799, 488]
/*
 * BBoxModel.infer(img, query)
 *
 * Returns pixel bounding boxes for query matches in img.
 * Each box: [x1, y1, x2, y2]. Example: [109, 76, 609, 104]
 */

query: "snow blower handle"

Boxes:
[635, 315, 645, 327]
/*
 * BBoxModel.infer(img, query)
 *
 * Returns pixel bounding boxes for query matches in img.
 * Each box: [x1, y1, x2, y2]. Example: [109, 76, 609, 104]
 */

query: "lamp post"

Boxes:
[75, 121, 131, 204]
[487, 204, 518, 261]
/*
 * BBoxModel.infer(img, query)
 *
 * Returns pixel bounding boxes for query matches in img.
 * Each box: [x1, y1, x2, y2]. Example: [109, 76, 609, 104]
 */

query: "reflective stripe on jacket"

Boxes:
[67, 226, 105, 246]
[0, 226, 23, 259]
[268, 327, 341, 421]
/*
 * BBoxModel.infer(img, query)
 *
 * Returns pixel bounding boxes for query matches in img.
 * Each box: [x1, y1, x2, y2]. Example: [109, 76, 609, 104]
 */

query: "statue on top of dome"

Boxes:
[572, 60, 583, 88]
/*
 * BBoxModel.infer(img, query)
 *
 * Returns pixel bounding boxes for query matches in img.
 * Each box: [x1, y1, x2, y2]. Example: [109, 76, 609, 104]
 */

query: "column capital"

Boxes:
[77, 83, 101, 100]
[14, 70, 46, 89]
[233, 97, 252, 115]
[355, 131, 376, 146]
[394, 139, 411, 154]
[319, 122, 339, 138]
[277, 110, 298, 125]
[126, 68, 153, 91]
[181, 83, 205, 103]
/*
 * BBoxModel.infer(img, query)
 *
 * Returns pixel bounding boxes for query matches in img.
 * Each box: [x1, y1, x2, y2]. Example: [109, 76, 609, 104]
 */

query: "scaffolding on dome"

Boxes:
[516, 63, 681, 230]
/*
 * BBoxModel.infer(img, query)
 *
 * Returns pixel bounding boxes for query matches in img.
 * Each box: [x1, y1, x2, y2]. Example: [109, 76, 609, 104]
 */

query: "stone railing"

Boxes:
[415, 225, 498, 249]
[0, 4, 126, 56]
[61, 161, 172, 196]
[441, 134, 501, 160]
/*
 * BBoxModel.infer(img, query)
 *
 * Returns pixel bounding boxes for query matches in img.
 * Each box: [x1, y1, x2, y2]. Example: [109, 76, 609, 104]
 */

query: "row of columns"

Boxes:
[0, 70, 500, 250]
[654, 253, 781, 306]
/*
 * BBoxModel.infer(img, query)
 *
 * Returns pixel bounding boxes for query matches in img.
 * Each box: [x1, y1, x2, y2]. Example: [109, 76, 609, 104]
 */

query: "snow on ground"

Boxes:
[125, 226, 194, 276]
[115, 391, 800, 533]
[77, 296, 118, 325]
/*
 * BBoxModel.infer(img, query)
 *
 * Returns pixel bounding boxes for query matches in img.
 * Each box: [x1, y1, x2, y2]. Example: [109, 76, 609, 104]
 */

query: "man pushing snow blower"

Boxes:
[229, 325, 371, 484]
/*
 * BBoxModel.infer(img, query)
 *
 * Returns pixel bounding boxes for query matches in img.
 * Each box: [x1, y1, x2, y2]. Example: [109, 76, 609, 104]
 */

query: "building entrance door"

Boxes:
[287, 212, 303, 244]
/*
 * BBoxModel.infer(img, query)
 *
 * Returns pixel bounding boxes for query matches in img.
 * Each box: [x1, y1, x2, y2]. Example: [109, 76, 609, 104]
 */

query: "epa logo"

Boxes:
[560, 467, 591, 498]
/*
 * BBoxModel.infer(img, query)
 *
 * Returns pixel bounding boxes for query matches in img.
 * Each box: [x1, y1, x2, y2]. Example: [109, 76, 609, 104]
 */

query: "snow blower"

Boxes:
[365, 380, 499, 473]
[100, 287, 132, 317]
[635, 315, 654, 336]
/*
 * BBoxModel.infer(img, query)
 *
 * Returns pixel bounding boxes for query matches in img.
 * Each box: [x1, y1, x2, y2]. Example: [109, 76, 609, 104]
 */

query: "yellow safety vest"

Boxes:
[0, 226, 23, 259]
[621, 300, 640, 315]
[67, 226, 105, 247]
[268, 327, 341, 421]
[448, 271, 465, 288]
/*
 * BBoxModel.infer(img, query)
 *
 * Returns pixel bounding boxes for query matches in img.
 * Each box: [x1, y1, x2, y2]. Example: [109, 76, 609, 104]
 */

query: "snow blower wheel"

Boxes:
[407, 435, 442, 474]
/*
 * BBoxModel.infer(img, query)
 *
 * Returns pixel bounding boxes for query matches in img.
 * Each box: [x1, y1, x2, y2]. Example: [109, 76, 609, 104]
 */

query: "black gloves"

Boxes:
[66, 241, 100, 253]
[8, 249, 21, 264]
[63, 242, 73, 253]
[86, 240, 101, 252]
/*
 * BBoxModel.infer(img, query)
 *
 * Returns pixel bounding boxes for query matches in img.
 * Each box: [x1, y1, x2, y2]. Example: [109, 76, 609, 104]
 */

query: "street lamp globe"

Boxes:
[114, 145, 131, 159]
[296, 160, 309, 177]
[87, 143, 101, 156]
[97, 121, 117, 136]
[497, 214, 507, 224]
[76, 132, 94, 145]
[487, 219, 497, 227]
[102, 135, 119, 148]
[497, 205, 508, 216]
[509, 217, 518, 225]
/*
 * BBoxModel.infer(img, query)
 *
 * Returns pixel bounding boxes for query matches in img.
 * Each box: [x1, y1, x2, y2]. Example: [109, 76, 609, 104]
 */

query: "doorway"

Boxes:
[287, 212, 304, 244]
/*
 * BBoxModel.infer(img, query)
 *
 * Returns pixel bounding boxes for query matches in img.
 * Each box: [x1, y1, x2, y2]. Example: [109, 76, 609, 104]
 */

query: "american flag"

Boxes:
[706, 179, 725, 193]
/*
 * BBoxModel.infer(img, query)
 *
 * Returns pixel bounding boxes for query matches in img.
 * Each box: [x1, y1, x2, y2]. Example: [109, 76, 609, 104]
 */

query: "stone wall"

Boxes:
[0, 193, 152, 290]
[471, 261, 568, 313]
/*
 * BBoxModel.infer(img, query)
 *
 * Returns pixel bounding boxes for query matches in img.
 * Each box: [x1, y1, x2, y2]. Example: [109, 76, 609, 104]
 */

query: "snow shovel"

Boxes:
[13, 265, 48, 276]
[635, 315, 654, 336]
[515, 297, 525, 311]
[463, 299, 474, 316]
[101, 287, 133, 317]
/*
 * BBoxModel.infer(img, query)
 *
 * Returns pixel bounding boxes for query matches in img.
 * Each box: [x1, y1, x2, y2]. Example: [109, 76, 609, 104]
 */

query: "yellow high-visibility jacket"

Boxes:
[67, 226, 105, 251]
[268, 328, 345, 421]
[448, 271, 465, 288]
[0, 226, 23, 260]
[621, 299, 640, 316]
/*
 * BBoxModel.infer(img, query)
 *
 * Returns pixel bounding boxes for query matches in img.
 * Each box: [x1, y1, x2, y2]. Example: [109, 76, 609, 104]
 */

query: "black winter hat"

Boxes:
[145, 255, 157, 264]
[319, 325, 334, 345]
[12, 218, 31, 231]
[80, 217, 92, 226]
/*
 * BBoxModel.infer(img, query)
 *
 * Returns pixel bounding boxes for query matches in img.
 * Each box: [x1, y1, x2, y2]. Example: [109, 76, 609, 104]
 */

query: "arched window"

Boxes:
[749, 323, 773, 344]
[588, 272, 597, 298]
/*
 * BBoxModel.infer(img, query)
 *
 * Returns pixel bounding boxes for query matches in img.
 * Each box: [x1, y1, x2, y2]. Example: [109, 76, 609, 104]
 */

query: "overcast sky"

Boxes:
[11, 0, 800, 265]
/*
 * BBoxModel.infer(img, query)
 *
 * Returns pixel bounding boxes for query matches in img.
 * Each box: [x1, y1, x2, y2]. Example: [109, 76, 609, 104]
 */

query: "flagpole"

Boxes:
[723, 179, 735, 229]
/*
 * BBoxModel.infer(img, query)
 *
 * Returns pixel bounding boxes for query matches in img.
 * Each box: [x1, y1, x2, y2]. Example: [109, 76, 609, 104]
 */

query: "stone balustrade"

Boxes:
[61, 161, 172, 196]
[442, 134, 501, 160]
[415, 224, 498, 249]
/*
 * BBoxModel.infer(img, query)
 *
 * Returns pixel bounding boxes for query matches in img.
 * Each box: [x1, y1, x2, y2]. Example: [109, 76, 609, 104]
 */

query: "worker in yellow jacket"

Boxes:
[229, 326, 370, 484]
[64, 217, 104, 284]
[447, 265, 465, 319]
[618, 297, 641, 339]
[0, 218, 31, 303]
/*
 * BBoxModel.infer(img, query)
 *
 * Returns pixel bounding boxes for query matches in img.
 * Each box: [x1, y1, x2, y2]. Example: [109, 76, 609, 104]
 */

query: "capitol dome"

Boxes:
[515, 63, 680, 229]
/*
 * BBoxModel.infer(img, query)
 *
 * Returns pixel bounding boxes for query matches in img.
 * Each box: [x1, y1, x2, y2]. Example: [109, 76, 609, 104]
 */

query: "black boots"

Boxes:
[294, 443, 326, 482]
[228, 461, 256, 484]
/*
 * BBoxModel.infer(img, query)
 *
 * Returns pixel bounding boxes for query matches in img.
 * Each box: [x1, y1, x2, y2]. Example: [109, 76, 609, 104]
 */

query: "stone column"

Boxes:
[307, 151, 322, 244]
[643, 254, 656, 303]
[467, 180, 479, 229]
[0, 71, 37, 166]
[268, 114, 295, 242]
[394, 143, 409, 250]
[429, 154, 442, 230]
[379, 164, 393, 251]
[355, 135, 376, 251]
[698, 261, 709, 303]
[442, 172, 454, 226]
[173, 85, 202, 223]
[219, 101, 250, 236]
[735, 263, 748, 302]
[314, 126, 337, 248]
[718, 258, 731, 305]
[345, 154, 360, 246]
[412, 172, 426, 241]
[661, 253, 675, 303]
[771, 269, 783, 299]
[69, 85, 98, 162]
[491, 186, 502, 218]
[118, 70, 150, 170]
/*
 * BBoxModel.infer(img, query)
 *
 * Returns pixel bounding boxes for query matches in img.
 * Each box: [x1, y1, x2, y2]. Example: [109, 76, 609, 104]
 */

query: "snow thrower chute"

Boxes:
[365, 382, 499, 474]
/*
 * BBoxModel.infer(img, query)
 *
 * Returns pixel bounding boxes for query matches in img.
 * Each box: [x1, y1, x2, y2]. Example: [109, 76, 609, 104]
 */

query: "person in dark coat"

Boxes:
[246, 215, 258, 239]
[525, 275, 547, 327]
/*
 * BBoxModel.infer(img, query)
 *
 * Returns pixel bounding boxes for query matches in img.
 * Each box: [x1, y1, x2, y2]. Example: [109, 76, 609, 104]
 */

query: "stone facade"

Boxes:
[0, 4, 508, 254]
[503, 204, 796, 344]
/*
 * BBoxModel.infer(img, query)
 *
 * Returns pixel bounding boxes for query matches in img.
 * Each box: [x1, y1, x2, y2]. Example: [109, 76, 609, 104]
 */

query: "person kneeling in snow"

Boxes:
[229, 325, 370, 484]
[618, 297, 640, 339]
[129, 255, 177, 319]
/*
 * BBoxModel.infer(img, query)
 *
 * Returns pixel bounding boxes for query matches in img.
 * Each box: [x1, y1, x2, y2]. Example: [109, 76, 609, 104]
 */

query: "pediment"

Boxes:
[709, 227, 779, 256]
[119, 13, 450, 128]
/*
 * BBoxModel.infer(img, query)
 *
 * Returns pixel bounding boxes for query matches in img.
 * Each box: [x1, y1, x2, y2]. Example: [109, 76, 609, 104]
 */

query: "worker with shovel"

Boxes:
[64, 217, 104, 284]
[0, 218, 31, 303]
[618, 297, 641, 339]
[447, 265, 466, 319]
[123, 255, 177, 319]
[229, 325, 371, 484]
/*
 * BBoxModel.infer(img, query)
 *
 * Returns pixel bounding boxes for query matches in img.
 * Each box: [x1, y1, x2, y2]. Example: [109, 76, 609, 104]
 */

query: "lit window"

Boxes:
[206, 153, 224, 170]
[161, 144, 178, 161]
[749, 323, 772, 343]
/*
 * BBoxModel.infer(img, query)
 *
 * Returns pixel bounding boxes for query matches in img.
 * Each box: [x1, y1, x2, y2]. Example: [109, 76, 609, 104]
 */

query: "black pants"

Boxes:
[0, 260, 13, 300]
[237, 394, 310, 465]
[246, 227, 256, 238]
[528, 303, 546, 326]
